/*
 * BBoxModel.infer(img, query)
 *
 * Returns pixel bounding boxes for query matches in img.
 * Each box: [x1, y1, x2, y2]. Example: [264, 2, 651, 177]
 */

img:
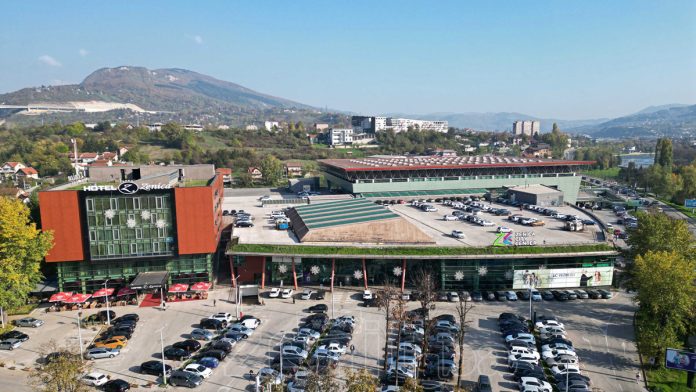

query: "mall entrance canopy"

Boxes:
[129, 271, 169, 290]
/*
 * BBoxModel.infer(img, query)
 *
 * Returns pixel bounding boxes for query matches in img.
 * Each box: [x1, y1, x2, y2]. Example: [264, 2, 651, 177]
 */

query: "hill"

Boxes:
[571, 104, 696, 138]
[0, 66, 323, 125]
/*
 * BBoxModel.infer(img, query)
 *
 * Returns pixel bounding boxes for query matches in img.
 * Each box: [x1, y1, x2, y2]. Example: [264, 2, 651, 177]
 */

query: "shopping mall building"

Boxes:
[39, 164, 226, 293]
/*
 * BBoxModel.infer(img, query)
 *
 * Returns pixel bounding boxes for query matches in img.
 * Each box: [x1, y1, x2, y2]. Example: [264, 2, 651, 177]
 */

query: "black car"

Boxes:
[564, 290, 578, 300]
[98, 310, 116, 322]
[235, 220, 254, 228]
[513, 368, 547, 381]
[140, 360, 172, 377]
[173, 339, 201, 353]
[506, 339, 536, 350]
[0, 330, 29, 342]
[315, 291, 326, 300]
[516, 291, 530, 300]
[586, 289, 601, 299]
[163, 347, 191, 361]
[428, 342, 455, 352]
[541, 290, 555, 300]
[551, 290, 569, 301]
[308, 304, 328, 313]
[200, 318, 226, 330]
[554, 373, 591, 385]
[169, 370, 203, 388]
[113, 321, 136, 331]
[212, 339, 234, 353]
[598, 289, 613, 299]
[476, 375, 493, 392]
[306, 313, 329, 321]
[540, 337, 573, 347]
[471, 291, 483, 302]
[495, 291, 508, 301]
[195, 349, 227, 361]
[424, 364, 455, 380]
[103, 379, 130, 392]
[434, 314, 456, 324]
[331, 322, 354, 333]
[420, 380, 455, 392]
[108, 328, 134, 339]
[112, 314, 139, 323]
[425, 352, 456, 364]
[271, 356, 303, 374]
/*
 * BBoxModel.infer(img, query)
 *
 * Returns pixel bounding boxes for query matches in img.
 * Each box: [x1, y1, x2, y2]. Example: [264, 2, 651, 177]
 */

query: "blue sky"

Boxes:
[1, 1, 695, 119]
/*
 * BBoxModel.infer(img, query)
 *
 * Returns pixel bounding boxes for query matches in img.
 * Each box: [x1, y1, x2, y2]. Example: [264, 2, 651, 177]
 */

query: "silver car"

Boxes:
[0, 339, 22, 350]
[15, 317, 44, 328]
[190, 328, 214, 341]
[84, 347, 120, 360]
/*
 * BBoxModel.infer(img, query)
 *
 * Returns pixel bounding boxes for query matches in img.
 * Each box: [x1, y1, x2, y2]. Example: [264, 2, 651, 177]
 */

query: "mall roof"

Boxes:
[319, 156, 593, 171]
[290, 198, 399, 230]
[508, 184, 562, 195]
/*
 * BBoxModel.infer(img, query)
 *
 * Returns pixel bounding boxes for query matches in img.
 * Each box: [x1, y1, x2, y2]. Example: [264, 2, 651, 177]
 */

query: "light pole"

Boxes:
[104, 279, 111, 326]
[527, 280, 537, 323]
[158, 327, 167, 385]
[233, 275, 241, 319]
[77, 311, 84, 362]
[279, 331, 285, 378]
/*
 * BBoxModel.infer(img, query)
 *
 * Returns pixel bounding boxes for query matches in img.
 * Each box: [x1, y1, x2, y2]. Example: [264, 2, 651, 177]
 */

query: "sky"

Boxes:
[1, 1, 695, 119]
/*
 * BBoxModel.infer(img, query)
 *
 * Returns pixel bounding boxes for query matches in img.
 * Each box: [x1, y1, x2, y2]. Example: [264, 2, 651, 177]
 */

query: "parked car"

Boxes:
[506, 291, 518, 301]
[173, 339, 202, 353]
[268, 288, 281, 298]
[0, 339, 23, 350]
[81, 372, 110, 386]
[93, 338, 127, 350]
[14, 317, 44, 328]
[315, 290, 326, 300]
[210, 312, 233, 323]
[163, 347, 191, 361]
[184, 363, 213, 379]
[471, 291, 483, 301]
[476, 375, 493, 392]
[102, 379, 131, 392]
[308, 304, 328, 313]
[140, 360, 173, 377]
[200, 318, 226, 330]
[447, 292, 459, 302]
[0, 331, 28, 342]
[84, 347, 120, 359]
[190, 328, 214, 341]
[362, 290, 373, 300]
[598, 289, 613, 299]
[196, 357, 220, 369]
[226, 324, 254, 338]
[450, 230, 465, 239]
[195, 349, 227, 361]
[235, 220, 254, 228]
[281, 289, 294, 299]
[169, 370, 203, 388]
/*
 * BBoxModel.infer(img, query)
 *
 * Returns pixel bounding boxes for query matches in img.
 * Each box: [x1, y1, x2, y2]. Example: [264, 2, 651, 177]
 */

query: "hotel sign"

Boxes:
[83, 181, 172, 193]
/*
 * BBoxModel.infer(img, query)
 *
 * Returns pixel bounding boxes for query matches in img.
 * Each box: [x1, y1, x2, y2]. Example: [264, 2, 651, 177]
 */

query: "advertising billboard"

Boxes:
[665, 348, 696, 372]
[512, 266, 613, 289]
[684, 199, 696, 208]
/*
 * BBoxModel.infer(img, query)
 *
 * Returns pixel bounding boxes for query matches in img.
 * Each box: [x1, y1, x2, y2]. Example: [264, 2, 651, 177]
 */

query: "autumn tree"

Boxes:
[626, 211, 694, 260]
[304, 369, 340, 392]
[0, 197, 53, 312]
[375, 285, 402, 372]
[455, 294, 474, 388]
[411, 269, 438, 368]
[400, 377, 424, 392]
[345, 369, 380, 392]
[29, 341, 91, 392]
[260, 154, 283, 186]
[633, 251, 696, 360]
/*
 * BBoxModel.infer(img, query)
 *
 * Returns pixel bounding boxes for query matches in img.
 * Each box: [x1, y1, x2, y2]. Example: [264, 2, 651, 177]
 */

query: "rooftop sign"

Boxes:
[83, 181, 172, 193]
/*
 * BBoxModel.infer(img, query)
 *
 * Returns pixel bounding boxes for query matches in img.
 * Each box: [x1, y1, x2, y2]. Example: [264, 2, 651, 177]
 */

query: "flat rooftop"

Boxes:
[319, 156, 593, 171]
[508, 184, 562, 195]
[224, 193, 607, 249]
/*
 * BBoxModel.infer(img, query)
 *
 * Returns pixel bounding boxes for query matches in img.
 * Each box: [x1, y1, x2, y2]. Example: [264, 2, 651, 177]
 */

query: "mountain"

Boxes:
[384, 112, 608, 132]
[571, 105, 696, 138]
[0, 66, 319, 124]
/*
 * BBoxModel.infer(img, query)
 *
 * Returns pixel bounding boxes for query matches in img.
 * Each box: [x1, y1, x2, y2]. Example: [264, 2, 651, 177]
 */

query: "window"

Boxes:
[105, 217, 112, 226]
[133, 197, 141, 210]
[152, 242, 160, 252]
[151, 213, 158, 223]
[130, 243, 137, 255]
[156, 197, 163, 209]
[135, 228, 143, 239]
[128, 213, 135, 222]
[113, 229, 120, 240]
[86, 199, 94, 212]
[107, 244, 114, 255]
[89, 230, 96, 241]
[110, 198, 118, 210]
[157, 227, 166, 238]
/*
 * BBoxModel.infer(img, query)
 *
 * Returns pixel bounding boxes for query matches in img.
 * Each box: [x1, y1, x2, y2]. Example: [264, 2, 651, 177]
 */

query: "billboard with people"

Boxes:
[512, 266, 613, 289]
[665, 348, 696, 372]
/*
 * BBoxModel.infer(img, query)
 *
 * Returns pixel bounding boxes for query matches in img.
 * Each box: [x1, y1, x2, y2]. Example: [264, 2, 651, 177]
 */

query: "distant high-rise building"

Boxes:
[351, 116, 448, 133]
[513, 120, 540, 136]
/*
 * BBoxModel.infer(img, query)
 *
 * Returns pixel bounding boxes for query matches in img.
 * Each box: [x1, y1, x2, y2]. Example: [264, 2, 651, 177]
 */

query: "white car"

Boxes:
[318, 342, 347, 355]
[268, 288, 281, 298]
[281, 289, 294, 299]
[535, 320, 565, 330]
[362, 290, 373, 300]
[519, 377, 552, 392]
[259, 195, 271, 201]
[81, 372, 109, 386]
[508, 353, 539, 367]
[435, 320, 459, 333]
[448, 292, 459, 302]
[542, 349, 577, 360]
[282, 345, 309, 359]
[538, 325, 566, 335]
[550, 364, 581, 376]
[451, 230, 465, 239]
[293, 335, 313, 345]
[210, 312, 233, 323]
[398, 342, 422, 354]
[423, 205, 438, 212]
[238, 317, 261, 329]
[298, 328, 321, 340]
[496, 226, 512, 233]
[312, 348, 340, 361]
[509, 347, 539, 360]
[227, 324, 254, 337]
[300, 289, 315, 300]
[443, 215, 459, 221]
[184, 363, 213, 378]
[545, 355, 580, 367]
[257, 367, 283, 385]
[505, 333, 536, 344]
[479, 220, 495, 227]
[387, 356, 419, 369]
[541, 343, 573, 352]
[386, 365, 416, 379]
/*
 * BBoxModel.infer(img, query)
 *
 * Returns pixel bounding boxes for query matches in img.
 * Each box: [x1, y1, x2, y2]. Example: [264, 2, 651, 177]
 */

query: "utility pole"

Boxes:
[104, 279, 111, 326]
[77, 311, 84, 362]
[159, 327, 167, 385]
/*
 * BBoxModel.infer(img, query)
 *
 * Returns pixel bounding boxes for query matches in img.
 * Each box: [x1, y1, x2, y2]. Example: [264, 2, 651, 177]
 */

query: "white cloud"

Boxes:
[78, 48, 88, 57]
[193, 35, 203, 44]
[38, 55, 62, 67]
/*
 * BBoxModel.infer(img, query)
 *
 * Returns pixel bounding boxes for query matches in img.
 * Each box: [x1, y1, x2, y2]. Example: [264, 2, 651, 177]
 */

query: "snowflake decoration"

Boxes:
[278, 264, 288, 274]
[353, 270, 364, 280]
[104, 209, 115, 219]
[310, 265, 320, 275]
[504, 270, 514, 280]
[478, 266, 488, 276]
[454, 271, 465, 281]
[126, 218, 136, 228]
[393, 266, 403, 277]
[141, 210, 151, 221]
[155, 219, 167, 229]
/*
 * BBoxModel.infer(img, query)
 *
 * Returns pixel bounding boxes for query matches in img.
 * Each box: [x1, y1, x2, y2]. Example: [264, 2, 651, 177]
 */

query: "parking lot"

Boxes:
[0, 287, 643, 392]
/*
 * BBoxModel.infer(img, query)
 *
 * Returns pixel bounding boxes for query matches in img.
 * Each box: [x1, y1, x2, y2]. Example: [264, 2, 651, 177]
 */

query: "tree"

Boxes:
[0, 197, 53, 312]
[260, 155, 283, 186]
[411, 269, 437, 368]
[400, 377, 424, 392]
[29, 342, 92, 392]
[375, 284, 401, 372]
[633, 251, 696, 360]
[455, 295, 474, 388]
[626, 211, 694, 260]
[304, 369, 340, 392]
[64, 122, 85, 137]
[345, 369, 380, 392]
[656, 138, 673, 170]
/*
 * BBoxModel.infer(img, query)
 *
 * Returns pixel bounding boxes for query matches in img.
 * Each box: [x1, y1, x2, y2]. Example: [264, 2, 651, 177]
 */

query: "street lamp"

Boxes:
[158, 326, 167, 385]
[279, 331, 285, 379]
[233, 275, 241, 319]
[104, 279, 111, 326]
[76, 311, 84, 362]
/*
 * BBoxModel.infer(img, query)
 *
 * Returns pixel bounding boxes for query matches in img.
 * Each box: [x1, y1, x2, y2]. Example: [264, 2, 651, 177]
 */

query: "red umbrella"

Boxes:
[168, 283, 189, 293]
[49, 292, 74, 302]
[92, 287, 115, 297]
[189, 282, 212, 292]
[64, 293, 92, 304]
[116, 288, 136, 297]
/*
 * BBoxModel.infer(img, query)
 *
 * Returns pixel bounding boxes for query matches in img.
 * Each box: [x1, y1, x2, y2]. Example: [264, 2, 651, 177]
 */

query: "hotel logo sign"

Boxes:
[83, 182, 172, 193]
[118, 182, 139, 194]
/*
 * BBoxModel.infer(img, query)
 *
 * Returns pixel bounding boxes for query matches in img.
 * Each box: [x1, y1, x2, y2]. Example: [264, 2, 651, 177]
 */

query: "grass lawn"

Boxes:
[7, 303, 38, 316]
[582, 167, 621, 180]
[646, 366, 695, 392]
[658, 199, 696, 219]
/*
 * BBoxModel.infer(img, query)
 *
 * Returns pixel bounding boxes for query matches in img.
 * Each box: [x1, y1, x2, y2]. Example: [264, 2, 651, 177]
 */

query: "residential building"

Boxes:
[38, 164, 225, 292]
[430, 149, 457, 157]
[264, 121, 280, 131]
[284, 162, 303, 177]
[245, 125, 259, 131]
[351, 116, 448, 133]
[1, 161, 26, 176]
[513, 120, 540, 136]
[248, 167, 263, 180]
[314, 123, 330, 131]
[329, 128, 353, 145]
